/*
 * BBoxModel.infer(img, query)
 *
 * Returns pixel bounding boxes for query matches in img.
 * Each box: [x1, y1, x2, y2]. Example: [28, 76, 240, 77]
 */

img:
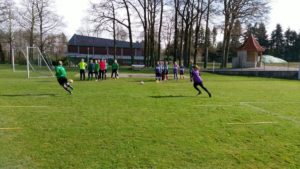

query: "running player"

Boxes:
[191, 65, 211, 97]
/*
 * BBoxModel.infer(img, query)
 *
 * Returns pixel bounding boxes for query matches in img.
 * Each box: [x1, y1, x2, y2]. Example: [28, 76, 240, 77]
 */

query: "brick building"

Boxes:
[67, 34, 144, 65]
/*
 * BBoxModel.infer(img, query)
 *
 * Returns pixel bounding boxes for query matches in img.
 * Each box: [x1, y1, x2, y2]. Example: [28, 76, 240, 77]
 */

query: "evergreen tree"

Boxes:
[212, 26, 217, 47]
[230, 20, 242, 58]
[284, 28, 298, 61]
[270, 24, 284, 58]
[256, 23, 269, 49]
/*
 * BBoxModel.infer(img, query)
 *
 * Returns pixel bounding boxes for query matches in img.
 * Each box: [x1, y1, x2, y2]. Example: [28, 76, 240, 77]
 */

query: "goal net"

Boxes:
[13, 47, 54, 78]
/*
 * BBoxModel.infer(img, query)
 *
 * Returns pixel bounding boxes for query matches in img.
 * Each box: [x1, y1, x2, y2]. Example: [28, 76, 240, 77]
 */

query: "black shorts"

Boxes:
[194, 82, 204, 87]
[57, 77, 68, 86]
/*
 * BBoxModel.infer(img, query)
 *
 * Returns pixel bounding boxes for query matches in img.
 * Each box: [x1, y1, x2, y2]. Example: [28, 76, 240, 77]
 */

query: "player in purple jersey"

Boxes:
[191, 65, 211, 97]
[155, 62, 162, 81]
[173, 61, 178, 80]
[179, 64, 184, 79]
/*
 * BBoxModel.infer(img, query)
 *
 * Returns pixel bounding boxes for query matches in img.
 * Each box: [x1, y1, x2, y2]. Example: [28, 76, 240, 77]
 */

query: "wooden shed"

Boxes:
[232, 34, 265, 68]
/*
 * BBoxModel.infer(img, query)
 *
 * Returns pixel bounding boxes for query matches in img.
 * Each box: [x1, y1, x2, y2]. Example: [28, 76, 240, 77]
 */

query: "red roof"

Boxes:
[239, 34, 265, 52]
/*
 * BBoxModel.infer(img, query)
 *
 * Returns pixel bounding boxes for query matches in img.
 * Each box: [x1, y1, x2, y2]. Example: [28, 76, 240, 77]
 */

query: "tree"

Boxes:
[162, 13, 174, 59]
[221, 0, 270, 68]
[211, 26, 217, 47]
[127, 0, 149, 66]
[0, 0, 8, 23]
[177, 0, 198, 66]
[229, 19, 242, 58]
[35, 0, 63, 54]
[90, 0, 118, 59]
[0, 0, 17, 63]
[193, 0, 206, 66]
[116, 26, 128, 41]
[90, 0, 135, 64]
[256, 23, 269, 49]
[270, 24, 284, 58]
[157, 0, 164, 60]
[283, 28, 298, 61]
[173, 0, 179, 62]
[147, 0, 160, 66]
[43, 32, 67, 61]
[204, 0, 215, 68]
[18, 0, 39, 54]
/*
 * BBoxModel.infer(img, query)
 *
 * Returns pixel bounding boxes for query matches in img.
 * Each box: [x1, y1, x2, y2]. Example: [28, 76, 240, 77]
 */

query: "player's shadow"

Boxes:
[149, 95, 194, 98]
[0, 93, 57, 97]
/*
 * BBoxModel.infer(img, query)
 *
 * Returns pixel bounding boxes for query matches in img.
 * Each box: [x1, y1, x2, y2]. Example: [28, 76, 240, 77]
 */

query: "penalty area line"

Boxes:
[0, 127, 22, 130]
[193, 105, 234, 107]
[227, 122, 277, 125]
[240, 102, 300, 125]
[0, 106, 49, 108]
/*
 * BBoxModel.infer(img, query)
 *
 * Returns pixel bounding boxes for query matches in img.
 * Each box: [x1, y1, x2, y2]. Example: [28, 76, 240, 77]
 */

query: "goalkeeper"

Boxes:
[55, 61, 73, 94]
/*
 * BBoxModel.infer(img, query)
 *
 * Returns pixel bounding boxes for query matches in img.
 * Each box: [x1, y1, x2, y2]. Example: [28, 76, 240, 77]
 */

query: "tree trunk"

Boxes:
[179, 14, 185, 66]
[224, 17, 235, 68]
[29, 1, 35, 59]
[40, 16, 44, 54]
[204, 0, 211, 68]
[113, 5, 116, 60]
[8, 9, 13, 64]
[123, 0, 134, 65]
[187, 1, 194, 66]
[143, 0, 148, 66]
[187, 21, 193, 65]
[158, 0, 163, 61]
[222, 13, 229, 68]
[173, 0, 179, 62]
[193, 0, 203, 65]
[0, 43, 4, 63]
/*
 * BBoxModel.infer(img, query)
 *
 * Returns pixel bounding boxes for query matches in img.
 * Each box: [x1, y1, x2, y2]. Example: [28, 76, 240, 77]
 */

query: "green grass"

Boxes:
[0, 64, 300, 168]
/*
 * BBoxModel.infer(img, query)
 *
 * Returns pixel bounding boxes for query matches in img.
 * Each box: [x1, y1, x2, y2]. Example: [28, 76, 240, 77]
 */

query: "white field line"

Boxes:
[0, 128, 22, 130]
[240, 102, 300, 124]
[240, 101, 300, 104]
[227, 122, 277, 125]
[0, 106, 48, 108]
[193, 105, 234, 107]
[193, 101, 300, 108]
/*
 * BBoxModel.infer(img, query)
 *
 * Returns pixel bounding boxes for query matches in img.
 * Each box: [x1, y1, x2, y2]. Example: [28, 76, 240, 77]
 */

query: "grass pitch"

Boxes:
[0, 65, 300, 168]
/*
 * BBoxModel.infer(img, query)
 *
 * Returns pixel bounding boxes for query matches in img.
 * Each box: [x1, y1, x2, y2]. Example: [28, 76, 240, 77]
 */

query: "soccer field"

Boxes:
[0, 66, 299, 168]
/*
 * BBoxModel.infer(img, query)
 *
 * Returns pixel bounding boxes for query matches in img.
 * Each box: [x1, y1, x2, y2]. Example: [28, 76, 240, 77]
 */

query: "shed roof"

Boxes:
[239, 34, 264, 52]
[68, 34, 142, 49]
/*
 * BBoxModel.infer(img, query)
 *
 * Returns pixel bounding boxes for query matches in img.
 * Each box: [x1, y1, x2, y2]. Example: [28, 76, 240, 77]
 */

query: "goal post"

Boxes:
[25, 46, 55, 79]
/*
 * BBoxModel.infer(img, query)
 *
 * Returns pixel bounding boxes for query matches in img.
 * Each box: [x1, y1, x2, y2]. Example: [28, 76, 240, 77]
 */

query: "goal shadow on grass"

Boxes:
[0, 93, 57, 97]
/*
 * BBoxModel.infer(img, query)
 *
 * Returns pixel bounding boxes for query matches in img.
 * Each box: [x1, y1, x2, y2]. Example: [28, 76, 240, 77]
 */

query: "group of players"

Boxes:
[55, 59, 211, 97]
[78, 59, 119, 81]
[155, 61, 185, 81]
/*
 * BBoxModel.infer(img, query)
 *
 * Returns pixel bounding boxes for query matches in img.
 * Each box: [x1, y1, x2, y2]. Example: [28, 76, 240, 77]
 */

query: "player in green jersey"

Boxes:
[55, 61, 73, 94]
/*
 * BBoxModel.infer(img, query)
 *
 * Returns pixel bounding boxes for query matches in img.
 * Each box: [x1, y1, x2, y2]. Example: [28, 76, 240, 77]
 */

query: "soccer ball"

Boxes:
[140, 81, 144, 85]
[69, 79, 74, 83]
[156, 80, 159, 83]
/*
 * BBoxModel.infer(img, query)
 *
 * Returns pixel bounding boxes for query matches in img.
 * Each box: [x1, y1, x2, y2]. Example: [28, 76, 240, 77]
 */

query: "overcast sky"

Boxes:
[54, 0, 300, 40]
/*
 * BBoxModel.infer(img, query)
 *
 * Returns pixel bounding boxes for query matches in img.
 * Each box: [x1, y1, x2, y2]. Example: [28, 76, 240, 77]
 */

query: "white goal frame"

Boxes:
[25, 46, 55, 79]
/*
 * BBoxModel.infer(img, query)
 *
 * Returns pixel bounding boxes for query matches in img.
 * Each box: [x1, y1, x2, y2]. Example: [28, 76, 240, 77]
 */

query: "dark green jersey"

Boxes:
[55, 65, 67, 78]
[94, 63, 100, 71]
[112, 63, 119, 70]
